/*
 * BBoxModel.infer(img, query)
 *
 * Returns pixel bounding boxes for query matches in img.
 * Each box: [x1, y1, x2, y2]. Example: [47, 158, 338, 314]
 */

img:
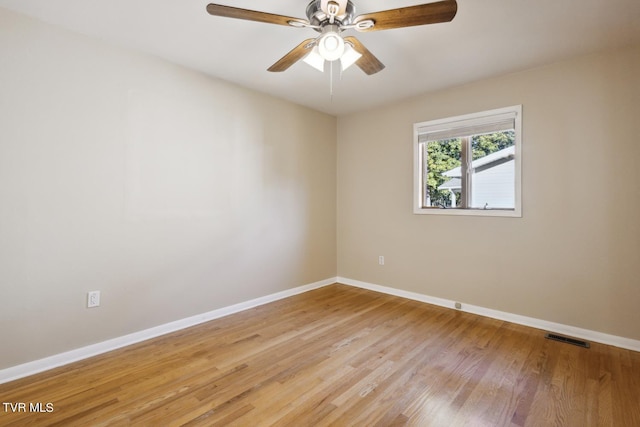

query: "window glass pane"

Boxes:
[469, 131, 515, 209]
[423, 138, 462, 208]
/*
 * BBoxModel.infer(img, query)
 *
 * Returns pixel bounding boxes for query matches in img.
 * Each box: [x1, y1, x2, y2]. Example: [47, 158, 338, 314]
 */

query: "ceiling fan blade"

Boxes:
[353, 0, 457, 32]
[206, 4, 309, 27]
[267, 38, 316, 72]
[343, 36, 385, 75]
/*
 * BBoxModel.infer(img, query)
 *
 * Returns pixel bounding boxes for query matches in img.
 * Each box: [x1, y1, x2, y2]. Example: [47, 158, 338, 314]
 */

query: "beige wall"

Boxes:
[338, 46, 640, 341]
[0, 8, 337, 369]
[2, 6, 639, 372]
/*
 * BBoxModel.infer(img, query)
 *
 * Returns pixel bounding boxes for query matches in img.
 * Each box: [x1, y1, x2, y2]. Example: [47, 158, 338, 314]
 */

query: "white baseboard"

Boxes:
[3, 276, 637, 385]
[0, 277, 337, 385]
[337, 276, 640, 353]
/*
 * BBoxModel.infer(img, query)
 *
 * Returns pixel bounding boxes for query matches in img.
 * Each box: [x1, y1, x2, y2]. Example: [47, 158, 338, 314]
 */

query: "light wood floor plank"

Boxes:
[1, 284, 639, 426]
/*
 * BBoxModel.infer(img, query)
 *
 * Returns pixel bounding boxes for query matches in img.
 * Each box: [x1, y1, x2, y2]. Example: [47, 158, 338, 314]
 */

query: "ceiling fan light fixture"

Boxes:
[340, 43, 362, 71]
[303, 46, 325, 72]
[318, 31, 345, 61]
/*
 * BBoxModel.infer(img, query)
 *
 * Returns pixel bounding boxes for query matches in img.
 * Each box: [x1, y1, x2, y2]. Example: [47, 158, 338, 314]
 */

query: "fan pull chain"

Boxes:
[329, 60, 334, 100]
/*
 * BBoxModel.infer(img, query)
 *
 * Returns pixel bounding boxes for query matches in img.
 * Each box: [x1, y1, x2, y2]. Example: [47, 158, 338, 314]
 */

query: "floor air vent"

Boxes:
[545, 333, 590, 348]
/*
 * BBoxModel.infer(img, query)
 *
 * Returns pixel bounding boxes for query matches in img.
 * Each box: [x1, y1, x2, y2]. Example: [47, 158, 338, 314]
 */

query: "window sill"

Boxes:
[413, 207, 521, 217]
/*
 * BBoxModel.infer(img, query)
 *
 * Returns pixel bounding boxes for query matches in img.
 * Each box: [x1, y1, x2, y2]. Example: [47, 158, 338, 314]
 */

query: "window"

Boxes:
[413, 105, 522, 217]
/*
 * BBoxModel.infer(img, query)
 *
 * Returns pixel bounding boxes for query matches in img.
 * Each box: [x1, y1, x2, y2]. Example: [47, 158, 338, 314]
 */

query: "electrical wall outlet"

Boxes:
[378, 256, 385, 265]
[87, 291, 100, 308]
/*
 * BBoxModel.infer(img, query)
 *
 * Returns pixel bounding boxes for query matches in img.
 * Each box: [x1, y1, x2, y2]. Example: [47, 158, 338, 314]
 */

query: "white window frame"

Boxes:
[413, 105, 522, 217]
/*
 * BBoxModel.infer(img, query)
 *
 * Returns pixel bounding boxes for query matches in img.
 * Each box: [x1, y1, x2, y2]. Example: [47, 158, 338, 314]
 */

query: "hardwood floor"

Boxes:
[1, 284, 639, 426]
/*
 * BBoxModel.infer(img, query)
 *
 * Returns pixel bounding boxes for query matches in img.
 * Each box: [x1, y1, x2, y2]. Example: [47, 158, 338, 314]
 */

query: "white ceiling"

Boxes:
[1, 0, 639, 116]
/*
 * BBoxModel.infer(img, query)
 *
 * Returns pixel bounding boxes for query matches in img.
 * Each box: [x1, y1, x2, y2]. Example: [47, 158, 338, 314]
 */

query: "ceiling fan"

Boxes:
[206, 0, 457, 75]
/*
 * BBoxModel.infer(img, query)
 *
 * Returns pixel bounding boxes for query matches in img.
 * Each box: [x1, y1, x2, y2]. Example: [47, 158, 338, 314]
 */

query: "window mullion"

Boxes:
[460, 136, 471, 208]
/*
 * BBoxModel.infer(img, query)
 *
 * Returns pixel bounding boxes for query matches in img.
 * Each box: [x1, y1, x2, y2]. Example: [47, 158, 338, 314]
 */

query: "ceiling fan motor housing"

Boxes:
[306, 0, 355, 29]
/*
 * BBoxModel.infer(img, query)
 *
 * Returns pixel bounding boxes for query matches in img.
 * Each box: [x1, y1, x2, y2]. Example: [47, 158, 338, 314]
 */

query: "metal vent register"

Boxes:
[545, 333, 590, 348]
